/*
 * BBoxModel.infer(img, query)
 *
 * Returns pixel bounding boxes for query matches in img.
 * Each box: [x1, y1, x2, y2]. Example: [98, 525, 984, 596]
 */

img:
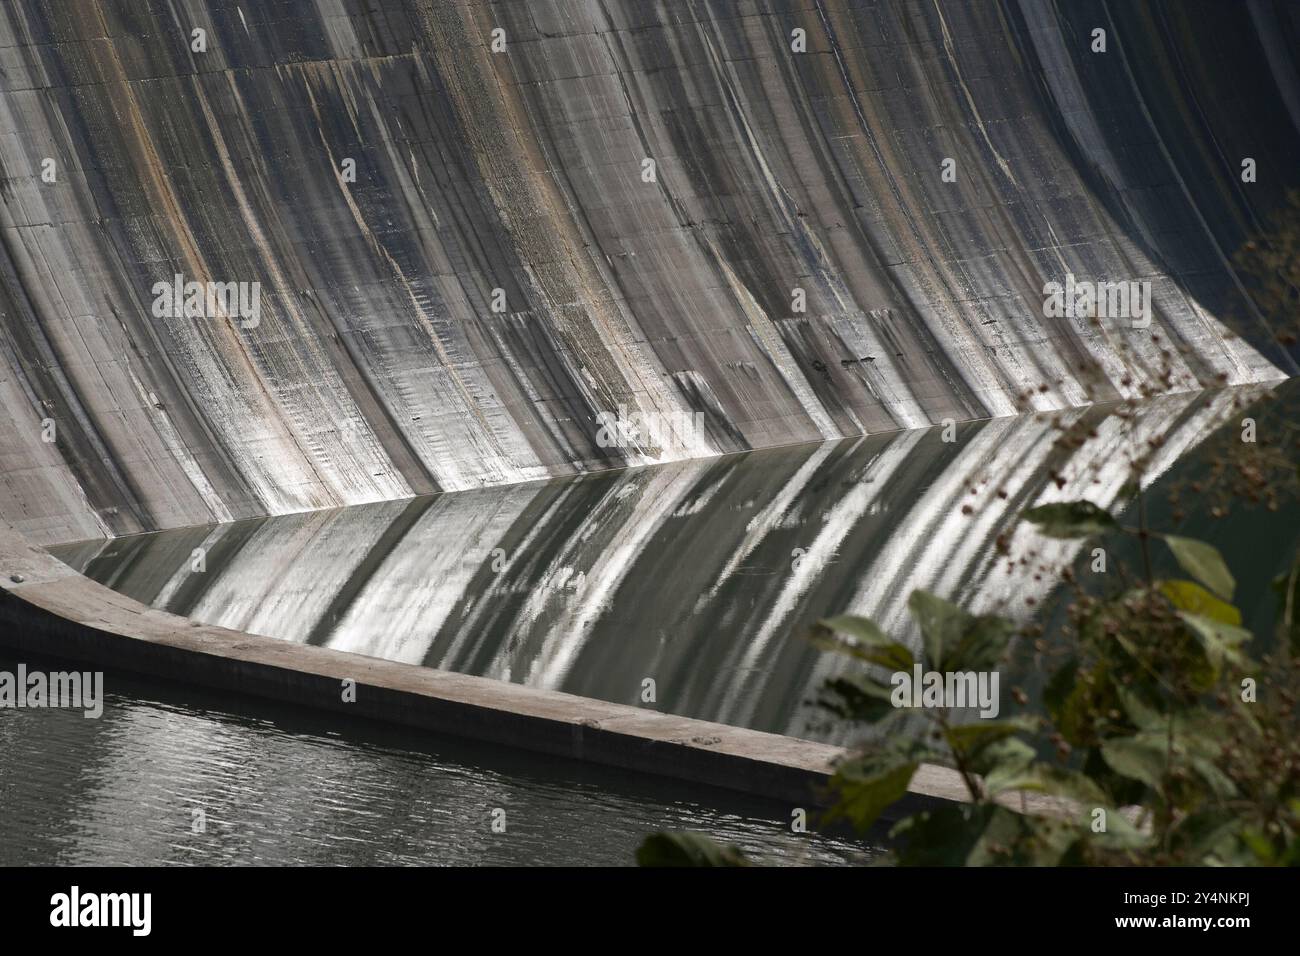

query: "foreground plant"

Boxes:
[638, 185, 1300, 867]
[638, 493, 1300, 866]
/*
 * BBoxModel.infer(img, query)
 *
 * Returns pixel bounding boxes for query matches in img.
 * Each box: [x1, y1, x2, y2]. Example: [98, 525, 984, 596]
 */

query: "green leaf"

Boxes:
[983, 763, 1108, 808]
[812, 616, 914, 671]
[890, 804, 993, 866]
[908, 590, 965, 672]
[1100, 722, 1232, 801]
[968, 736, 1036, 781]
[815, 673, 898, 724]
[968, 807, 1079, 866]
[949, 614, 1017, 673]
[1086, 809, 1153, 852]
[1272, 555, 1300, 653]
[1238, 828, 1282, 865]
[945, 716, 1038, 763]
[1179, 612, 1251, 672]
[1163, 535, 1235, 601]
[1043, 657, 1078, 715]
[906, 590, 1014, 672]
[636, 832, 750, 867]
[1115, 685, 1165, 733]
[826, 744, 933, 833]
[1167, 711, 1228, 758]
[1043, 657, 1091, 742]
[1171, 810, 1245, 863]
[827, 761, 916, 834]
[895, 804, 1078, 866]
[818, 614, 889, 645]
[1159, 579, 1242, 626]
[1100, 735, 1168, 791]
[1188, 756, 1238, 800]
[1021, 500, 1118, 539]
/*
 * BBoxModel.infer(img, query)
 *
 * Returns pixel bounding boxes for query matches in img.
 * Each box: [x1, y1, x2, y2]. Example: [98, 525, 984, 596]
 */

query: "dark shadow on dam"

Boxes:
[51, 388, 1300, 744]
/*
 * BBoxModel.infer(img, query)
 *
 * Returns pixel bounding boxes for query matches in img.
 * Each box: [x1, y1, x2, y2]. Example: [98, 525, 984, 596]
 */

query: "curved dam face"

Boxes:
[48, 388, 1296, 741]
[0, 0, 1297, 545]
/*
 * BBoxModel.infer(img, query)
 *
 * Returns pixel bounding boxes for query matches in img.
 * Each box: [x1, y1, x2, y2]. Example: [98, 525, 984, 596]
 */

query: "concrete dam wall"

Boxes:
[50, 389, 1253, 739]
[1, 0, 1297, 545]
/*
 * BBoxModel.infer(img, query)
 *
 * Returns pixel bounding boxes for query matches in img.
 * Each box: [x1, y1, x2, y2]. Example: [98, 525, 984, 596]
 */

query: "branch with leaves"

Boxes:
[639, 497, 1299, 866]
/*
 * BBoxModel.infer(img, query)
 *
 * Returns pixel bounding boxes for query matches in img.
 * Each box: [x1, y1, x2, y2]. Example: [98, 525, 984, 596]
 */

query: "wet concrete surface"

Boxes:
[0, 0, 1295, 546]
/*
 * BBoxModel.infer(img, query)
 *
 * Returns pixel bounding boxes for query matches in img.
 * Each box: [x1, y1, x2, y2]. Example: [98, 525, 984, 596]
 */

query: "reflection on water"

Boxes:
[51, 390, 1283, 741]
[0, 654, 871, 866]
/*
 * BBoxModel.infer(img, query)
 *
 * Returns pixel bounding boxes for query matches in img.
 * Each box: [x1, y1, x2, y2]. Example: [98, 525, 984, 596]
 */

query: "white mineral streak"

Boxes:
[491, 462, 709, 688]
[784, 391, 1246, 740]
[709, 431, 930, 728]
[146, 528, 228, 609]
[703, 440, 848, 600]
[192, 79, 415, 506]
[52, 391, 1261, 740]
[126, 367, 236, 527]
[0, 0, 1289, 551]
[323, 489, 537, 663]
[425, 481, 595, 668]
[718, 249, 842, 442]
[405, 0, 709, 471]
[182, 507, 399, 640]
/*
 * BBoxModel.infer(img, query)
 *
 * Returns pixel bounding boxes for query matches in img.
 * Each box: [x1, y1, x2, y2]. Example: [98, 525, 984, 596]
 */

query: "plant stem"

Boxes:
[1136, 480, 1154, 587]
[937, 710, 984, 802]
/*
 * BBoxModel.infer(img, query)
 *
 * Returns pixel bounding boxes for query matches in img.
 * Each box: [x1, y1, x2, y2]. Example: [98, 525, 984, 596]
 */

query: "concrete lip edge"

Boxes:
[0, 520, 972, 819]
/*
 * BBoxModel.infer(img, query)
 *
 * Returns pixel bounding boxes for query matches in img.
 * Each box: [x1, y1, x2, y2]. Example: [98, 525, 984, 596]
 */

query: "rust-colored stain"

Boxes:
[0, 0, 1293, 545]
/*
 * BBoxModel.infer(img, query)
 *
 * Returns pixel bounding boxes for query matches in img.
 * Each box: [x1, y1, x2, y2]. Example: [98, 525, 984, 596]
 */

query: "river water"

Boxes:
[0, 652, 871, 866]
